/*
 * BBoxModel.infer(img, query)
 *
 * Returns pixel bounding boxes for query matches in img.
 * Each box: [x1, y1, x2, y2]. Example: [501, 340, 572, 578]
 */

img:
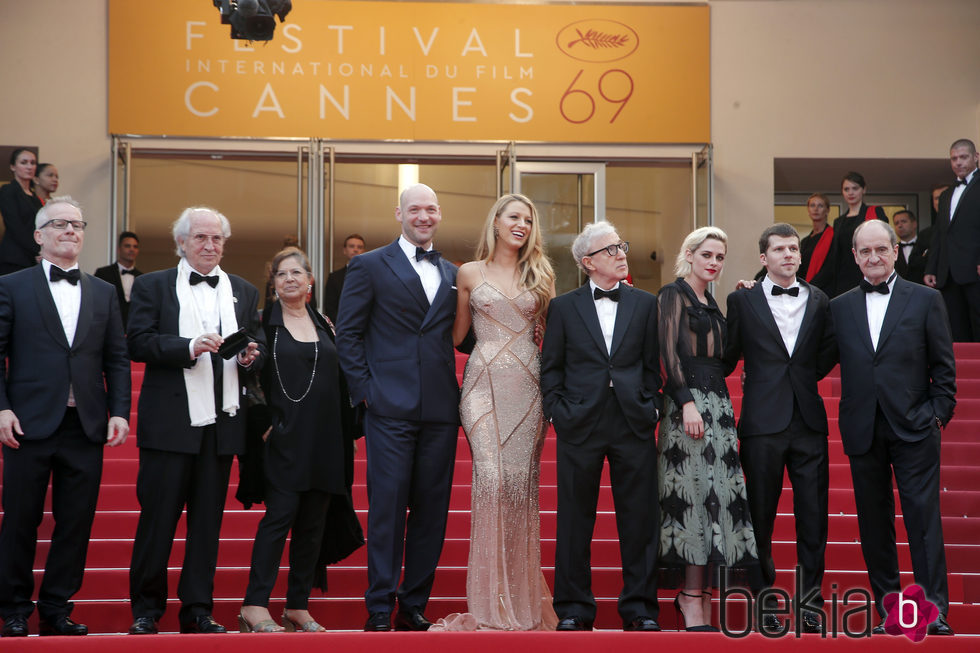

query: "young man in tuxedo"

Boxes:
[541, 221, 663, 632]
[723, 223, 836, 634]
[0, 197, 130, 637]
[95, 231, 142, 329]
[892, 211, 928, 285]
[323, 233, 365, 323]
[925, 138, 980, 340]
[336, 185, 464, 632]
[127, 207, 264, 635]
[834, 219, 955, 635]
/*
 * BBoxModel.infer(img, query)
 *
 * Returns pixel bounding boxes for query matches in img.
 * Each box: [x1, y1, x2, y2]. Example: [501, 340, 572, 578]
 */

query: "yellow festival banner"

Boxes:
[108, 1, 709, 143]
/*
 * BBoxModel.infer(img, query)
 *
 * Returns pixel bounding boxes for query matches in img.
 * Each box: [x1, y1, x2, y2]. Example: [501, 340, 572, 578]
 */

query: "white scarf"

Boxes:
[176, 258, 240, 426]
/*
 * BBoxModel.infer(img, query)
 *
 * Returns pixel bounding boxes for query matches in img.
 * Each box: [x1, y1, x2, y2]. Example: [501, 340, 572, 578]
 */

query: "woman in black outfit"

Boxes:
[830, 171, 887, 296]
[239, 247, 349, 633]
[0, 148, 42, 274]
[799, 192, 835, 295]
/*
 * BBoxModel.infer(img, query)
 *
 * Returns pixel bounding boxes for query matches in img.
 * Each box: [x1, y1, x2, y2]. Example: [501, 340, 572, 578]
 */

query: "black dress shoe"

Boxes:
[1, 615, 28, 637]
[623, 616, 661, 631]
[800, 610, 823, 634]
[39, 616, 88, 636]
[395, 609, 432, 631]
[871, 619, 886, 635]
[364, 611, 392, 632]
[556, 616, 593, 631]
[758, 613, 783, 634]
[180, 614, 226, 634]
[927, 615, 954, 636]
[129, 616, 159, 635]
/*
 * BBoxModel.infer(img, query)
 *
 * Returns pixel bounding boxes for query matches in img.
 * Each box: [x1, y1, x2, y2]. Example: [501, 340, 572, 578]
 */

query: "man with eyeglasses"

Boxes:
[541, 221, 663, 632]
[126, 206, 265, 635]
[0, 197, 130, 637]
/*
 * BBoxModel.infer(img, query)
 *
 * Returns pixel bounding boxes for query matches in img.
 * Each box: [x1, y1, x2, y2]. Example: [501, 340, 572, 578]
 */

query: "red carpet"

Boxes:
[1, 344, 979, 645]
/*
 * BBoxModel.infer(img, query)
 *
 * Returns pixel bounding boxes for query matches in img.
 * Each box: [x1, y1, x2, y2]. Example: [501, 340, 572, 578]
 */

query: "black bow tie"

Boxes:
[49, 266, 80, 285]
[415, 247, 441, 264]
[593, 287, 620, 302]
[860, 278, 890, 295]
[120, 268, 135, 275]
[770, 285, 799, 297]
[189, 271, 219, 288]
[955, 178, 967, 186]
[900, 241, 916, 248]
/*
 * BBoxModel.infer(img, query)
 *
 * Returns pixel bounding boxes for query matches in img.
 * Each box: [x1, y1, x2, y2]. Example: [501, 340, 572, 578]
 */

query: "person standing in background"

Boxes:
[323, 234, 365, 324]
[95, 231, 142, 330]
[33, 163, 58, 205]
[831, 172, 888, 296]
[892, 210, 928, 285]
[0, 148, 42, 274]
[799, 193, 835, 295]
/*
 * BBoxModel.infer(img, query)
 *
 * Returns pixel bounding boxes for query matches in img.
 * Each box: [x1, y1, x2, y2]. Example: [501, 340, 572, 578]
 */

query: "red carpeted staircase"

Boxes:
[3, 345, 980, 638]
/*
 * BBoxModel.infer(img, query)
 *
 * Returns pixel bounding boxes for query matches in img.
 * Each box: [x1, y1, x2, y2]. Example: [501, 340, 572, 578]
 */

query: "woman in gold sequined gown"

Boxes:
[432, 194, 557, 631]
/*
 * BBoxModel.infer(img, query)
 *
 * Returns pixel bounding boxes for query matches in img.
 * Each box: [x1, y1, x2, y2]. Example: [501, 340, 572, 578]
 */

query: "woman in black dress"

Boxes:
[831, 172, 888, 296]
[799, 192, 835, 295]
[0, 148, 42, 274]
[657, 227, 759, 631]
[239, 247, 348, 633]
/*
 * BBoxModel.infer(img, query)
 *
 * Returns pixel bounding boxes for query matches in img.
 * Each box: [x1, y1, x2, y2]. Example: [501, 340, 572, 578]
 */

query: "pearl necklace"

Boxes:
[273, 327, 318, 403]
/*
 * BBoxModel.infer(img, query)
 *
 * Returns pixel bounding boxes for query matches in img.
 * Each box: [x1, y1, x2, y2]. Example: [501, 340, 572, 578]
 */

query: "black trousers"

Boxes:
[129, 426, 232, 624]
[848, 408, 949, 618]
[0, 409, 102, 621]
[243, 484, 330, 609]
[739, 404, 828, 607]
[939, 279, 980, 342]
[554, 388, 659, 623]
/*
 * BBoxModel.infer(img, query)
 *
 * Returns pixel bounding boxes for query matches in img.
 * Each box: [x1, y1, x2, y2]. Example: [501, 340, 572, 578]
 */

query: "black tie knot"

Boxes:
[593, 287, 620, 302]
[770, 285, 799, 297]
[860, 278, 890, 295]
[900, 242, 916, 248]
[415, 247, 441, 264]
[120, 268, 135, 275]
[49, 266, 80, 285]
[955, 178, 967, 187]
[190, 271, 219, 288]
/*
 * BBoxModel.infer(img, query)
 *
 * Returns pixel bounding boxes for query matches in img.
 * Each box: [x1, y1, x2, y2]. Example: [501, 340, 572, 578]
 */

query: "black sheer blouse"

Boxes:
[658, 278, 726, 407]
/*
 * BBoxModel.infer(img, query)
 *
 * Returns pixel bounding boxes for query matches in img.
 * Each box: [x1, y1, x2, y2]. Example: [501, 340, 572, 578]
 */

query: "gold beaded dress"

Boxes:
[434, 265, 557, 631]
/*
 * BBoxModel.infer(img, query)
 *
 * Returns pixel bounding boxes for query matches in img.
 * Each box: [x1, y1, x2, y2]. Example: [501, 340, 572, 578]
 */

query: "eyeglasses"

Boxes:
[586, 241, 629, 257]
[39, 219, 87, 231]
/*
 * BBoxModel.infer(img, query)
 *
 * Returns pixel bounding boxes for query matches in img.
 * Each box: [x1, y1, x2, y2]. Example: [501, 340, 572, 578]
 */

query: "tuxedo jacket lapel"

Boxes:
[793, 281, 821, 357]
[422, 259, 453, 329]
[845, 289, 875, 355]
[745, 284, 787, 355]
[71, 274, 94, 351]
[381, 241, 429, 311]
[609, 286, 636, 357]
[572, 285, 608, 358]
[876, 278, 913, 352]
[32, 266, 70, 350]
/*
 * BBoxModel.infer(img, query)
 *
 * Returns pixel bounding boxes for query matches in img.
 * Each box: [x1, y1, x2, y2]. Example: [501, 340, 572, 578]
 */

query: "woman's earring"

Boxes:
[307, 285, 312, 292]
[493, 226, 499, 238]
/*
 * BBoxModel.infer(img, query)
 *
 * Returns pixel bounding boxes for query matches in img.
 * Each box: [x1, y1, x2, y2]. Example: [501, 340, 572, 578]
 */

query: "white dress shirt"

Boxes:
[761, 275, 808, 356]
[865, 272, 898, 351]
[949, 168, 976, 222]
[186, 265, 221, 360]
[42, 259, 81, 406]
[118, 263, 136, 302]
[899, 239, 916, 264]
[589, 280, 620, 355]
[399, 235, 441, 304]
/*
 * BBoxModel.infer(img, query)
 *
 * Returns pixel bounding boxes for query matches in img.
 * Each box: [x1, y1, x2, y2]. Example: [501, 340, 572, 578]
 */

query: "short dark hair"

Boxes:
[892, 210, 916, 223]
[9, 147, 35, 167]
[344, 233, 365, 247]
[758, 223, 800, 254]
[841, 171, 867, 189]
[951, 138, 977, 155]
[118, 231, 139, 246]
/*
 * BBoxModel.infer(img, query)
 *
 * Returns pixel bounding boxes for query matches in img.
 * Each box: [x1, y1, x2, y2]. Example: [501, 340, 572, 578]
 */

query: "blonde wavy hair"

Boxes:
[674, 226, 728, 277]
[475, 194, 555, 323]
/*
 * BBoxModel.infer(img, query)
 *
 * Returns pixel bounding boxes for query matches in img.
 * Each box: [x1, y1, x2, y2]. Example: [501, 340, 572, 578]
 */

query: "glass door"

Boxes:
[513, 161, 606, 295]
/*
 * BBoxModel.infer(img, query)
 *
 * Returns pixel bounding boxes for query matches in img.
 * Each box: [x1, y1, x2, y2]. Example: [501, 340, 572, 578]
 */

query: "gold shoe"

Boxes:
[238, 611, 284, 633]
[282, 610, 327, 632]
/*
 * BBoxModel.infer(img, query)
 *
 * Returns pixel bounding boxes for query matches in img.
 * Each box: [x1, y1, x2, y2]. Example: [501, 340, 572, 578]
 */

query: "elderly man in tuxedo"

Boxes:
[724, 223, 836, 634]
[925, 139, 980, 340]
[540, 221, 662, 632]
[0, 197, 130, 637]
[127, 207, 264, 635]
[336, 185, 464, 632]
[95, 231, 142, 329]
[833, 219, 955, 636]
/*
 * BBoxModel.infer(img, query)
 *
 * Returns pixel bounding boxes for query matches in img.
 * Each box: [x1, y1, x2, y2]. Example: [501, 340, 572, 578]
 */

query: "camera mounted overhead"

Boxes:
[212, 0, 292, 42]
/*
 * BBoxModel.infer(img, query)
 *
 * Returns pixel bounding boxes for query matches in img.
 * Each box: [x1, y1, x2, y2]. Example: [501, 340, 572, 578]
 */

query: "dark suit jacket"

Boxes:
[335, 239, 461, 424]
[0, 265, 130, 441]
[0, 182, 41, 271]
[895, 237, 928, 285]
[540, 283, 662, 444]
[127, 267, 265, 456]
[830, 276, 956, 456]
[723, 280, 836, 437]
[925, 174, 980, 286]
[94, 262, 143, 327]
[323, 265, 347, 323]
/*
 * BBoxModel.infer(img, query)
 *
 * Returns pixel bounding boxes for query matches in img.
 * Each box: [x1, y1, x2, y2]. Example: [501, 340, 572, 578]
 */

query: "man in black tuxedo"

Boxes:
[541, 222, 662, 632]
[323, 233, 364, 323]
[925, 139, 980, 340]
[723, 223, 836, 634]
[833, 219, 955, 636]
[892, 211, 928, 285]
[336, 185, 463, 632]
[94, 231, 142, 329]
[0, 197, 130, 637]
[127, 207, 264, 635]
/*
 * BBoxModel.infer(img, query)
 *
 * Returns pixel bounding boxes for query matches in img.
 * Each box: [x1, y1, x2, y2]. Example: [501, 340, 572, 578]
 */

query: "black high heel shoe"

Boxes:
[674, 591, 720, 632]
